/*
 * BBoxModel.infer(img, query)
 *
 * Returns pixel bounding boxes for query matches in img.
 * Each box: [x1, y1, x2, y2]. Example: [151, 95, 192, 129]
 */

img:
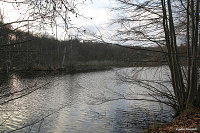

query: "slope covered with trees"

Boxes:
[0, 21, 158, 73]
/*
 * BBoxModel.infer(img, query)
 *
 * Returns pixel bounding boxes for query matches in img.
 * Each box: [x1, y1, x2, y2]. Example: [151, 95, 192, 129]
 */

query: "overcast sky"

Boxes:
[0, 0, 119, 42]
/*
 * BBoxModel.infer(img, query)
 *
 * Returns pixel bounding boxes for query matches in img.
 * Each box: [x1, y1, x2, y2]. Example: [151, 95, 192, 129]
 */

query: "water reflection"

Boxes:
[9, 74, 21, 89]
[0, 67, 174, 133]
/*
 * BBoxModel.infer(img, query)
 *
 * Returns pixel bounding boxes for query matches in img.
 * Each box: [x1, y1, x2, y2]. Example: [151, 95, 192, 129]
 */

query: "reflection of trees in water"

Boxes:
[68, 74, 80, 103]
[0, 74, 10, 94]
[0, 74, 55, 132]
[112, 105, 174, 133]
[59, 74, 84, 106]
[0, 70, 175, 132]
[0, 74, 22, 104]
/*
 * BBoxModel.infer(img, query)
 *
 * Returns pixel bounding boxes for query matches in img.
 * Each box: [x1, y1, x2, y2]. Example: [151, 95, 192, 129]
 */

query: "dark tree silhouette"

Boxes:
[112, 0, 200, 113]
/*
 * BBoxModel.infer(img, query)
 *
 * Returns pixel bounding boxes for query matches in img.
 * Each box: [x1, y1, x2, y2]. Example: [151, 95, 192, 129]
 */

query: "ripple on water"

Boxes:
[0, 67, 174, 133]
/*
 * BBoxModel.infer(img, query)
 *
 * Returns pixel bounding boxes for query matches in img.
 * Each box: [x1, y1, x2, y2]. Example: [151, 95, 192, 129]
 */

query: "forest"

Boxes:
[0, 20, 170, 73]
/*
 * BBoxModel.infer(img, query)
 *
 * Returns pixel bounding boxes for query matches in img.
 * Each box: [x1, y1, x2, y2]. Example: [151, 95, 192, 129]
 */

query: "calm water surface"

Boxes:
[0, 67, 174, 133]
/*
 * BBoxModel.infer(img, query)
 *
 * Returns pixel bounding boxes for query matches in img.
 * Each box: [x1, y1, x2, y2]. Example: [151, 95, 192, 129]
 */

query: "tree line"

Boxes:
[0, 21, 160, 72]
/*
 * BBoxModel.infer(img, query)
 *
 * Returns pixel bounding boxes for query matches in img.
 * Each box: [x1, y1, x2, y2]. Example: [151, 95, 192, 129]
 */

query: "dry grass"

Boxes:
[145, 108, 200, 133]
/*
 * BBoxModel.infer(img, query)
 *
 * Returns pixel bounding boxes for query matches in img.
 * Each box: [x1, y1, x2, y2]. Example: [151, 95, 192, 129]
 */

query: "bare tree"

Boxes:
[0, 0, 88, 38]
[112, 0, 200, 113]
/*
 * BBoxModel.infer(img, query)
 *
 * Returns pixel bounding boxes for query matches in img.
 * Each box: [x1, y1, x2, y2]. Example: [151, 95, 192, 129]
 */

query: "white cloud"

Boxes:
[0, 0, 118, 42]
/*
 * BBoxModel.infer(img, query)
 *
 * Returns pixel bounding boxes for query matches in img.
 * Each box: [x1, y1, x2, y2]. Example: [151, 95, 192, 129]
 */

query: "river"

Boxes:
[0, 67, 174, 133]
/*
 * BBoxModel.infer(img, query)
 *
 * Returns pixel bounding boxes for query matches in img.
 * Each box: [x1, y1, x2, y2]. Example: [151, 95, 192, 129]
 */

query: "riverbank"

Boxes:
[0, 60, 166, 76]
[0, 60, 155, 78]
[145, 108, 200, 132]
[0, 66, 112, 80]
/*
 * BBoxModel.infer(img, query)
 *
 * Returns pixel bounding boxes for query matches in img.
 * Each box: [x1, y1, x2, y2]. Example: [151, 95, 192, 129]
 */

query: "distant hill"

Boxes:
[0, 21, 187, 73]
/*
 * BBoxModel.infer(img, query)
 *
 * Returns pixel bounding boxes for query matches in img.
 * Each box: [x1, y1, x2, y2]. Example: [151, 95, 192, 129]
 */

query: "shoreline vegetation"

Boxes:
[0, 60, 166, 74]
[0, 20, 183, 74]
[145, 107, 200, 132]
